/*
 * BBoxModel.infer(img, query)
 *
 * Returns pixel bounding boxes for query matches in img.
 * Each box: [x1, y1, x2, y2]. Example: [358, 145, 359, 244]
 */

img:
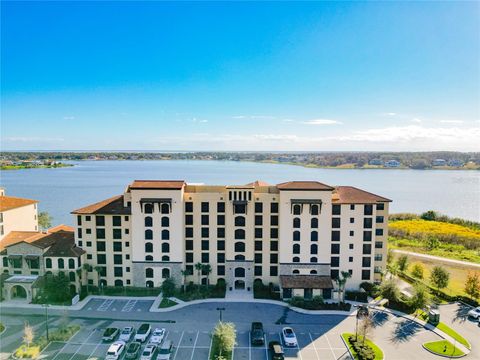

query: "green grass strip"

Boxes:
[341, 332, 384, 360]
[436, 322, 471, 350]
[423, 340, 465, 357]
[158, 298, 177, 308]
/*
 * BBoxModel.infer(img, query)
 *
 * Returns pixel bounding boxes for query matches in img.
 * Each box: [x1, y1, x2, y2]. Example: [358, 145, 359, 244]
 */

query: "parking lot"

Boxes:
[83, 299, 154, 313]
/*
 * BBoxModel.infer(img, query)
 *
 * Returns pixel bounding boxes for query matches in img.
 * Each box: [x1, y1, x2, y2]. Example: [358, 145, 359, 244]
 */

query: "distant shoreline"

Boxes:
[0, 163, 74, 171]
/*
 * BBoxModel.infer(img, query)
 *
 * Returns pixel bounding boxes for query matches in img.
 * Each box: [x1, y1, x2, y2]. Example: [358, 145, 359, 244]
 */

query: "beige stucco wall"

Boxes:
[0, 203, 38, 241]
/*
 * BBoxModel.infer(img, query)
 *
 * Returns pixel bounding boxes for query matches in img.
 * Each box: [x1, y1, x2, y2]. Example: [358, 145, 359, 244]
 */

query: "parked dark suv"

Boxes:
[269, 341, 284, 360]
[251, 322, 265, 345]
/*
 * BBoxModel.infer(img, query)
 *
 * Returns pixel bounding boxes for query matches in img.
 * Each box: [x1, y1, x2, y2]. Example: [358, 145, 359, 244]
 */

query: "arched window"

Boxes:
[293, 244, 300, 254]
[293, 218, 301, 228]
[293, 231, 300, 241]
[145, 255, 153, 261]
[145, 242, 153, 253]
[235, 216, 245, 227]
[311, 231, 318, 242]
[311, 218, 318, 228]
[234, 255, 245, 261]
[69, 271, 76, 282]
[292, 269, 300, 274]
[311, 244, 318, 255]
[145, 268, 154, 278]
[292, 257, 300, 263]
[58, 258, 64, 269]
[146, 280, 154, 288]
[235, 268, 245, 277]
[310, 270, 318, 274]
[235, 229, 245, 240]
[162, 243, 170, 253]
[293, 204, 301, 215]
[145, 229, 153, 240]
[311, 204, 319, 215]
[161, 217, 169, 227]
[144, 203, 154, 214]
[234, 242, 245, 252]
[162, 230, 170, 240]
[162, 255, 170, 261]
[145, 216, 153, 227]
[68, 259, 75, 269]
[310, 257, 318, 263]
[45, 258, 52, 269]
[114, 279, 123, 287]
[161, 203, 170, 214]
[162, 268, 170, 279]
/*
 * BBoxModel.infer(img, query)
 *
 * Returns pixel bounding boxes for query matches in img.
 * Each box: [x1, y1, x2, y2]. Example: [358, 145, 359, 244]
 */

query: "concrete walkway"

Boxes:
[392, 249, 480, 269]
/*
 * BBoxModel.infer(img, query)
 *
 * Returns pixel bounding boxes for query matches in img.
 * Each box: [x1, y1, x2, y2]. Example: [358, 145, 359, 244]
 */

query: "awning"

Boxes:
[279, 275, 334, 289]
[8, 254, 22, 260]
[25, 255, 39, 261]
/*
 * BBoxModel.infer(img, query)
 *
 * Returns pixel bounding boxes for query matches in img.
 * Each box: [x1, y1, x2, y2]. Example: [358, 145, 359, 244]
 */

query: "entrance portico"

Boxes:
[2, 275, 39, 302]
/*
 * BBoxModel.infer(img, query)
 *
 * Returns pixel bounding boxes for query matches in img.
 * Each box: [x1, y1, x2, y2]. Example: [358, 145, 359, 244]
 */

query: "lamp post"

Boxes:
[216, 307, 225, 322]
[43, 303, 50, 341]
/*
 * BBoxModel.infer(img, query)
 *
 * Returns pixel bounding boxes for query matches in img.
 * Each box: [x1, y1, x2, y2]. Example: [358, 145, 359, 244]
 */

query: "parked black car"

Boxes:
[125, 342, 141, 359]
[251, 322, 265, 345]
[102, 327, 119, 342]
[269, 341, 285, 360]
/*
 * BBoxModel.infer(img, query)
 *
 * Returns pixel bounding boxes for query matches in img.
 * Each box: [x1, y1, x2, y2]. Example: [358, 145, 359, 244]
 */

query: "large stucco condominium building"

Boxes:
[72, 180, 391, 300]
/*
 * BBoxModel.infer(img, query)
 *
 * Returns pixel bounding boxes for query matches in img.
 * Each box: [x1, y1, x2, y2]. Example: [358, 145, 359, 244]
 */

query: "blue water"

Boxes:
[1, 160, 479, 224]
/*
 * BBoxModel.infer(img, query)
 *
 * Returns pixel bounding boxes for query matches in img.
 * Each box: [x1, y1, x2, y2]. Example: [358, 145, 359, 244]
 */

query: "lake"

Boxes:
[1, 160, 479, 225]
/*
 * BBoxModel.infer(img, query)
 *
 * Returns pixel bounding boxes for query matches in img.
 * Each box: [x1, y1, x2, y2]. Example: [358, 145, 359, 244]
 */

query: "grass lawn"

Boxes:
[436, 322, 471, 350]
[209, 334, 232, 360]
[423, 340, 465, 357]
[158, 298, 177, 308]
[341, 333, 384, 360]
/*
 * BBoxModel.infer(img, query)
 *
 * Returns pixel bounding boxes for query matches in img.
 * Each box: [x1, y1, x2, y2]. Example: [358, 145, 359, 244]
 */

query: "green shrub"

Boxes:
[345, 291, 368, 303]
[14, 345, 41, 359]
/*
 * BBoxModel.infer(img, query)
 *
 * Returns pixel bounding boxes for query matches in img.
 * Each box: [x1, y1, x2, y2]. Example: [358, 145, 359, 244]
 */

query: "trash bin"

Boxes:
[428, 309, 440, 324]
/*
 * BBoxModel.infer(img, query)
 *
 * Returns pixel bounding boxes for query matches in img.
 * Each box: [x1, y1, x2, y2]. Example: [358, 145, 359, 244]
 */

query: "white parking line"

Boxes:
[189, 331, 199, 360]
[248, 331, 252, 360]
[207, 332, 213, 360]
[264, 334, 268, 359]
[324, 334, 336, 360]
[67, 329, 98, 360]
[97, 299, 114, 311]
[121, 299, 137, 312]
[309, 332, 320, 360]
[173, 331, 184, 360]
[86, 340, 103, 359]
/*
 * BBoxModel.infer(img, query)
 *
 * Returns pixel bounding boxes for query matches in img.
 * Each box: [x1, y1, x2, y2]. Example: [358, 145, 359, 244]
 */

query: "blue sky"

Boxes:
[1, 1, 479, 151]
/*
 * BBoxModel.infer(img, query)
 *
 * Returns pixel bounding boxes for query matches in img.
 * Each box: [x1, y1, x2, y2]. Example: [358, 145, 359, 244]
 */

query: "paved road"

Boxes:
[392, 249, 480, 269]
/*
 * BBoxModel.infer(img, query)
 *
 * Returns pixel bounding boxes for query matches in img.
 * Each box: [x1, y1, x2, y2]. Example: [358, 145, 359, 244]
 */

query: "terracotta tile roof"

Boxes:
[48, 224, 75, 232]
[245, 180, 271, 187]
[0, 195, 38, 212]
[129, 180, 185, 190]
[277, 181, 334, 191]
[279, 275, 334, 289]
[333, 186, 392, 204]
[0, 231, 45, 251]
[71, 195, 131, 215]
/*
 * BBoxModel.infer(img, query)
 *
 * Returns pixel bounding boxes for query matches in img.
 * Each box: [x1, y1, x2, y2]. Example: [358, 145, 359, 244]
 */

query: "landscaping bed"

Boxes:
[341, 332, 384, 360]
[289, 296, 351, 311]
[159, 298, 177, 308]
[423, 340, 465, 358]
[175, 281, 226, 302]
[81, 285, 161, 298]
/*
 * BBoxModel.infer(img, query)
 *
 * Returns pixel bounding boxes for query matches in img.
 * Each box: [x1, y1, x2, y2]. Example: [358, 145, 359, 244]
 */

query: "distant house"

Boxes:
[432, 159, 447, 166]
[369, 159, 383, 166]
[448, 159, 464, 167]
[384, 160, 400, 168]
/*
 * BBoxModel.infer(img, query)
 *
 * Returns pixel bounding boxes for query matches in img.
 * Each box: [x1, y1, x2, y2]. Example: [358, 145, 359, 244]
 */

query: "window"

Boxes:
[86, 215, 91, 221]
[162, 268, 170, 278]
[270, 203, 278, 213]
[202, 215, 209, 225]
[217, 228, 225, 238]
[145, 229, 153, 240]
[270, 228, 278, 238]
[97, 255, 106, 264]
[331, 269, 339, 279]
[331, 231, 340, 241]
[235, 216, 245, 227]
[217, 266, 225, 276]
[235, 241, 246, 252]
[310, 244, 318, 254]
[350, 230, 354, 236]
[146, 268, 154, 278]
[349, 257, 353, 262]
[96, 228, 105, 239]
[185, 215, 193, 225]
[217, 253, 225, 263]
[113, 216, 121, 226]
[185, 202, 193, 212]
[145, 255, 153, 261]
[375, 254, 383, 261]
[362, 270, 371, 280]
[234, 203, 246, 214]
[45, 258, 52, 268]
[332, 218, 341, 228]
[331, 257, 340, 267]
[255, 241, 262, 251]
[311, 218, 318, 228]
[201, 253, 209, 263]
[350, 204, 355, 210]
[376, 216, 384, 223]
[86, 229, 91, 234]
[270, 266, 278, 276]
[217, 215, 225, 226]
[113, 228, 122, 239]
[292, 257, 300, 263]
[234, 268, 245, 277]
[363, 231, 372, 241]
[364, 205, 373, 215]
[271, 215, 278, 226]
[235, 255, 245, 260]
[293, 243, 300, 254]
[350, 217, 355, 224]
[311, 231, 318, 242]
[144, 204, 154, 214]
[293, 204, 301, 215]
[69, 271, 76, 282]
[376, 229, 384, 236]
[254, 253, 262, 263]
[362, 257, 371, 267]
[254, 266, 262, 276]
[217, 202, 225, 213]
[292, 269, 300, 274]
[161, 203, 170, 214]
[332, 204, 341, 215]
[162, 217, 170, 227]
[270, 254, 278, 264]
[114, 255, 122, 265]
[349, 243, 354, 250]
[270, 241, 278, 251]
[201, 202, 209, 212]
[146, 280, 154, 287]
[96, 216, 105, 226]
[77, 216, 82, 226]
[364, 218, 373, 228]
[162, 243, 170, 253]
[375, 241, 383, 249]
[331, 243, 340, 254]
[86, 241, 92, 247]
[255, 216, 262, 226]
[201, 240, 209, 251]
[217, 240, 225, 251]
[186, 240, 193, 250]
[363, 244, 372, 254]
[235, 229, 245, 239]
[186, 227, 194, 238]
[310, 257, 317, 263]
[311, 204, 319, 215]
[145, 242, 153, 253]
[293, 218, 301, 228]
[97, 241, 106, 252]
[68, 258, 75, 269]
[201, 228, 209, 238]
[376, 203, 385, 211]
[145, 216, 153, 227]
[186, 253, 194, 263]
[293, 231, 300, 241]
[125, 229, 129, 235]
[255, 202, 263, 213]
[162, 230, 170, 240]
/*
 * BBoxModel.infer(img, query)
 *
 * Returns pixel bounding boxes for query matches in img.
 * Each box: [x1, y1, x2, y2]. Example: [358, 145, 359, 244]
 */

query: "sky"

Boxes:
[1, 1, 479, 152]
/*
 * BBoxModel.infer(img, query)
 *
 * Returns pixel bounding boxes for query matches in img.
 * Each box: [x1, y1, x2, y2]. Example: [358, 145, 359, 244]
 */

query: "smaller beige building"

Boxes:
[0, 188, 39, 240]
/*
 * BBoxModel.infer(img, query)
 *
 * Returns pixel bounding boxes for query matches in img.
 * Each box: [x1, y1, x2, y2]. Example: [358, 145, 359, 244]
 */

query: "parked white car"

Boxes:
[135, 323, 152, 343]
[156, 340, 173, 360]
[282, 327, 298, 347]
[105, 341, 126, 360]
[150, 328, 166, 345]
[119, 326, 135, 342]
[141, 344, 157, 360]
[467, 306, 480, 320]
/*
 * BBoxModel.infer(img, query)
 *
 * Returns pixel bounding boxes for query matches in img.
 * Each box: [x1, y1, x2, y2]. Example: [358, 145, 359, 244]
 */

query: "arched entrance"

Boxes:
[234, 280, 245, 290]
[11, 285, 27, 299]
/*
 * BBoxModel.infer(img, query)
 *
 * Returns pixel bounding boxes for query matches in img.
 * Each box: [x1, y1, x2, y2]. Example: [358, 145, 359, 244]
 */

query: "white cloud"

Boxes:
[3, 136, 65, 143]
[411, 118, 422, 123]
[232, 115, 276, 120]
[302, 119, 343, 125]
[440, 120, 464, 124]
[253, 134, 299, 141]
[63, 116, 75, 120]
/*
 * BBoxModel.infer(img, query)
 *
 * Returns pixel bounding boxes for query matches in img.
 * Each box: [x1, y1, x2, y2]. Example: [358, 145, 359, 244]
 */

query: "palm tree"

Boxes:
[94, 266, 103, 293]
[202, 264, 212, 287]
[82, 264, 92, 294]
[194, 262, 203, 286]
[76, 268, 82, 294]
[335, 271, 352, 302]
[180, 268, 190, 293]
